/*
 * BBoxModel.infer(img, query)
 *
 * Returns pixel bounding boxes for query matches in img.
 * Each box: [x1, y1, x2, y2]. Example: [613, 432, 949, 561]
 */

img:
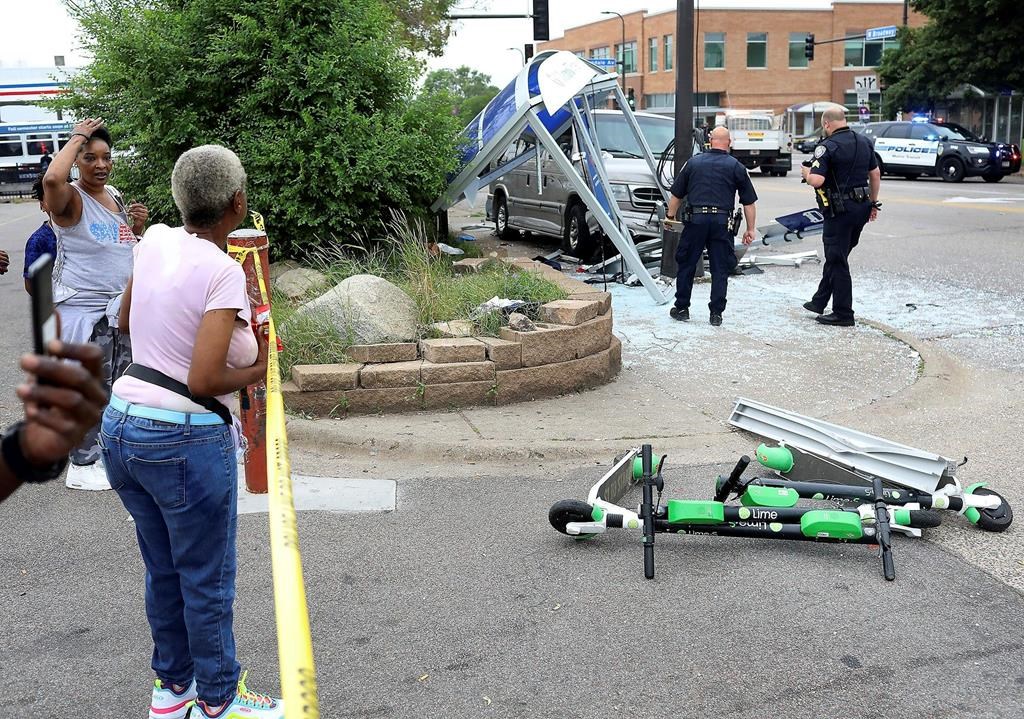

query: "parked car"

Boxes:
[862, 120, 1020, 182]
[486, 110, 685, 258]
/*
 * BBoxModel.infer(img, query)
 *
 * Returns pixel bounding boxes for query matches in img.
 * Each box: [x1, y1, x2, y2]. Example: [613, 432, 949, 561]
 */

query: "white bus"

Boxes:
[0, 121, 73, 182]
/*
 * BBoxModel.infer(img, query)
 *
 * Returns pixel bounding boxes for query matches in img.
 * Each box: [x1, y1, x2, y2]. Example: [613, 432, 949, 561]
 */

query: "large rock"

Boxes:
[296, 274, 419, 344]
[275, 267, 328, 300]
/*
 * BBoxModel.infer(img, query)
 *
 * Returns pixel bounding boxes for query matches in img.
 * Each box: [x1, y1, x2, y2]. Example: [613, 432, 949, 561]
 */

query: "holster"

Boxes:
[727, 209, 742, 237]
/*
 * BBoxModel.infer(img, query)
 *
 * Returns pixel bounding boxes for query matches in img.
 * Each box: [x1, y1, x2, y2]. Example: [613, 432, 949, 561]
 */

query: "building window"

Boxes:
[590, 46, 610, 60]
[844, 30, 899, 67]
[616, 41, 638, 73]
[573, 50, 585, 58]
[644, 93, 674, 109]
[649, 37, 658, 72]
[789, 32, 809, 68]
[704, 32, 725, 69]
[641, 92, 721, 111]
[0, 135, 23, 158]
[696, 92, 721, 108]
[664, 35, 674, 71]
[746, 32, 767, 68]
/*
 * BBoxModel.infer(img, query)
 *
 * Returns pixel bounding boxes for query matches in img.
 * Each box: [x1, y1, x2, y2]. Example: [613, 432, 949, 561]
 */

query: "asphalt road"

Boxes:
[1, 171, 1023, 718]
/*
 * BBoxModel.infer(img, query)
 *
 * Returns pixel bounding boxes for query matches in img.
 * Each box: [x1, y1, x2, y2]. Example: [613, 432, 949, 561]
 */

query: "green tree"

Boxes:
[879, 0, 1024, 116]
[421, 66, 498, 125]
[55, 0, 463, 259]
[385, 0, 460, 56]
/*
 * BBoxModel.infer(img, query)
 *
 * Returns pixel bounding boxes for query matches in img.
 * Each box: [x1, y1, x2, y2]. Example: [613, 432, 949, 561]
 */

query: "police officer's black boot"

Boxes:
[709, 313, 723, 326]
[816, 312, 854, 327]
[670, 306, 689, 321]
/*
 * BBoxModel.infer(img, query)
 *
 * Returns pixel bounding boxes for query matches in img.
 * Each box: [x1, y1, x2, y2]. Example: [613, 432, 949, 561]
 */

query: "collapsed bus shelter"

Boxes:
[432, 50, 670, 304]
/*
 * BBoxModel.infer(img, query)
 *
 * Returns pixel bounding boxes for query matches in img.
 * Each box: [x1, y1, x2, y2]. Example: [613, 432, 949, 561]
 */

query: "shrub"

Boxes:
[55, 0, 463, 259]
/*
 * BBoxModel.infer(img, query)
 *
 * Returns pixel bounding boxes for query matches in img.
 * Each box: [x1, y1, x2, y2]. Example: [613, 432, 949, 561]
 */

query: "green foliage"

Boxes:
[55, 0, 463, 259]
[421, 66, 499, 125]
[879, 1, 1024, 115]
[384, 0, 459, 56]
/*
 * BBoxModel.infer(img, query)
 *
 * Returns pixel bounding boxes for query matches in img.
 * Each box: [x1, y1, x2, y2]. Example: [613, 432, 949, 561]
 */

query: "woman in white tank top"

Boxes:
[42, 118, 150, 484]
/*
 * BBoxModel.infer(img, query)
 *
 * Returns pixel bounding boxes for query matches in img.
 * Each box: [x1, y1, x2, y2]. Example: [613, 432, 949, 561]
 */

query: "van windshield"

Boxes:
[594, 114, 676, 158]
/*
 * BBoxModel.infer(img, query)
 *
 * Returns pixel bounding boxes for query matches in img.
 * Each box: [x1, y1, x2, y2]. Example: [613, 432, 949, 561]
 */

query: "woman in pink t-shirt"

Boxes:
[99, 146, 284, 719]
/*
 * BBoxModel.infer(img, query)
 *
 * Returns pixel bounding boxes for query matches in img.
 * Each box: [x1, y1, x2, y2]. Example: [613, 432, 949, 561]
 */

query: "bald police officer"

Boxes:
[667, 127, 757, 327]
[801, 106, 881, 327]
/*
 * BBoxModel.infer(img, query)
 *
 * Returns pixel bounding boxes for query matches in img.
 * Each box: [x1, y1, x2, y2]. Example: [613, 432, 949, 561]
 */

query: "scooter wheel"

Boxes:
[549, 499, 595, 535]
[970, 487, 1013, 532]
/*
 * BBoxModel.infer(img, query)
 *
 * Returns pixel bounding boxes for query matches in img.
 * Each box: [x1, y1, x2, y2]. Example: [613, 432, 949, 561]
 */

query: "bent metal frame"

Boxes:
[432, 50, 670, 304]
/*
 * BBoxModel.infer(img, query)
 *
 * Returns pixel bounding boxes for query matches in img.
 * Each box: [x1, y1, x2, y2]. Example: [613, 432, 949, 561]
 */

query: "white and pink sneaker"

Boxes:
[150, 678, 197, 719]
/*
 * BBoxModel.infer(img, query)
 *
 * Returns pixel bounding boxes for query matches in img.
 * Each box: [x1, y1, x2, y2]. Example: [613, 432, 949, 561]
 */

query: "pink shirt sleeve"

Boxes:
[206, 262, 251, 322]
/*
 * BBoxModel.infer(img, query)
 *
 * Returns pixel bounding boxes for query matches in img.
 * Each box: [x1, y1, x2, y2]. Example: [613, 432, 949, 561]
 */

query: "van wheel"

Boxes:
[940, 157, 965, 183]
[494, 194, 517, 240]
[777, 171, 788, 177]
[760, 166, 771, 175]
[982, 172, 1004, 183]
[562, 203, 595, 257]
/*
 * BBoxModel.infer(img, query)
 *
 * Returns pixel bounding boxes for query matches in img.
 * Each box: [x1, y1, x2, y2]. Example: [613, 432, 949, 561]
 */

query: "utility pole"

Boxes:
[674, 0, 694, 176]
[903, 0, 909, 26]
[601, 11, 627, 97]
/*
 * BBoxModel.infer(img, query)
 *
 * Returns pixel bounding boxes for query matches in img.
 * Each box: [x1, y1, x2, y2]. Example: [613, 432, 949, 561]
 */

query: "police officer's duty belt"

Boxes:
[689, 206, 729, 214]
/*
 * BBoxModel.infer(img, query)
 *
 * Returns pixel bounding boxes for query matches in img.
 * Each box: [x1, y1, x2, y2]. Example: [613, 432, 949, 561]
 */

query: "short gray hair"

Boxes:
[171, 145, 247, 227]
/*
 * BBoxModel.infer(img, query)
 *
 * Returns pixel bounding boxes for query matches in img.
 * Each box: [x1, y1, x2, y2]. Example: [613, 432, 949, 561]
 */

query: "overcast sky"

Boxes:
[5, 0, 839, 86]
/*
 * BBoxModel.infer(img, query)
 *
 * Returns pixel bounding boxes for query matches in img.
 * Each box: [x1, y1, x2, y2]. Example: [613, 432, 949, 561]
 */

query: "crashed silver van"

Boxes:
[486, 109, 676, 258]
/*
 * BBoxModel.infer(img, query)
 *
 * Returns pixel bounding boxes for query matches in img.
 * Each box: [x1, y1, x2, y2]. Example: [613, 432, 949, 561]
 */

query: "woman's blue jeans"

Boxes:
[100, 405, 240, 705]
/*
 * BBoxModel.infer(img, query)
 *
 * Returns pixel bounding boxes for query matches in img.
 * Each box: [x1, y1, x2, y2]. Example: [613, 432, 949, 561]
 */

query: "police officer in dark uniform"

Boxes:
[667, 126, 757, 326]
[801, 105, 881, 327]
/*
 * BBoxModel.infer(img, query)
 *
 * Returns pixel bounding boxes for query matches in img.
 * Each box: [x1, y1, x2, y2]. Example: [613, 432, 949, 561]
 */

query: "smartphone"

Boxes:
[28, 253, 57, 355]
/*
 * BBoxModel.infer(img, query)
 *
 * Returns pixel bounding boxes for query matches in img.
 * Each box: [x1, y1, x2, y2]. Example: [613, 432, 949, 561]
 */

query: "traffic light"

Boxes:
[804, 33, 815, 61]
[533, 0, 550, 41]
[525, 43, 535, 61]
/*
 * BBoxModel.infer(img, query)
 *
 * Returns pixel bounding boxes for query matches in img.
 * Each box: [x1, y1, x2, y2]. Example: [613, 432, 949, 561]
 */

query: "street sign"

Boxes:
[856, 90, 870, 104]
[590, 58, 617, 69]
[854, 75, 878, 92]
[866, 25, 897, 41]
[859, 105, 870, 120]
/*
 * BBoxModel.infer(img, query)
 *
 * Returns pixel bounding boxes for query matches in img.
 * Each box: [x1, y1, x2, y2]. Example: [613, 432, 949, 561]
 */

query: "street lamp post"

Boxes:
[601, 10, 627, 97]
[507, 46, 525, 67]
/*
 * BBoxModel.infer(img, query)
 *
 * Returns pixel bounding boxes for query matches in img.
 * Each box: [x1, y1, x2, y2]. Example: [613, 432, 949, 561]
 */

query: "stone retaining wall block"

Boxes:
[419, 337, 487, 363]
[359, 360, 423, 389]
[420, 360, 496, 384]
[476, 336, 522, 369]
[539, 299, 601, 326]
[421, 380, 497, 410]
[495, 345, 616, 405]
[346, 343, 419, 363]
[291, 363, 362, 392]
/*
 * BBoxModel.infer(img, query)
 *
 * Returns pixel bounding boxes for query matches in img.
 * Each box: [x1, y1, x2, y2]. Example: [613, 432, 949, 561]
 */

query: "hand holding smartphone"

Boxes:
[28, 254, 56, 356]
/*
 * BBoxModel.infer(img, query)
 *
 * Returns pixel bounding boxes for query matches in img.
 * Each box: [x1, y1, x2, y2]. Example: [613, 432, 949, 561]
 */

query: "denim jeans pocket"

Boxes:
[126, 455, 187, 508]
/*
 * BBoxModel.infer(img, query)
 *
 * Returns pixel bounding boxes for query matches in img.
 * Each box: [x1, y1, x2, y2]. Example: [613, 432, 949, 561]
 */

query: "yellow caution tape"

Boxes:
[266, 315, 320, 718]
[231, 211, 319, 717]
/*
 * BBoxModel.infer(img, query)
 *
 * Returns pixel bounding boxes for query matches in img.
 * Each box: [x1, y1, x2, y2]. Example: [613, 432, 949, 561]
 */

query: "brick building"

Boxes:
[538, 0, 925, 136]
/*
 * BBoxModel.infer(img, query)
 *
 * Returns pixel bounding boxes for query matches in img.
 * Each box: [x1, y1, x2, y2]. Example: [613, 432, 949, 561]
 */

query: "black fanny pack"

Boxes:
[123, 364, 233, 426]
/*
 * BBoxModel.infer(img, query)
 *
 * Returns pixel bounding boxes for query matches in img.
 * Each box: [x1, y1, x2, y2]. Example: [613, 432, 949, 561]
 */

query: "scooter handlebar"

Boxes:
[714, 455, 751, 502]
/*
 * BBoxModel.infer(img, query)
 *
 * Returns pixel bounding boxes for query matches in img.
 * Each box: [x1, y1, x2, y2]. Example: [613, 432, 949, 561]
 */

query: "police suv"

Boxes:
[862, 120, 1021, 183]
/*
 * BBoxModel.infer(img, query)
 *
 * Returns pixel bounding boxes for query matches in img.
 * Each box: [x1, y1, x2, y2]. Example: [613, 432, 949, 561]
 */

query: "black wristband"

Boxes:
[1, 421, 68, 484]
[871, 201, 882, 210]
[70, 132, 90, 142]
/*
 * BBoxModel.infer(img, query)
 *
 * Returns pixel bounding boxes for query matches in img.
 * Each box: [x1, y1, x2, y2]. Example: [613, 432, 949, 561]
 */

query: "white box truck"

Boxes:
[715, 110, 793, 177]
